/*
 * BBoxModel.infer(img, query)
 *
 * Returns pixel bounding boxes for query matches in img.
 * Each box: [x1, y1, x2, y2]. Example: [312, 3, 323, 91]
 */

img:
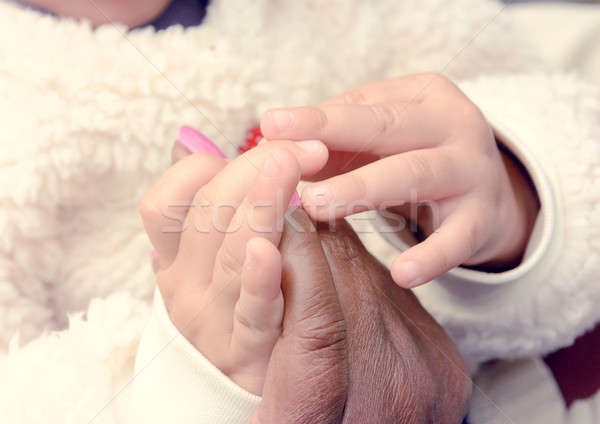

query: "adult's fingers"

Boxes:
[139, 152, 227, 269]
[316, 219, 424, 423]
[173, 140, 327, 284]
[391, 201, 488, 288]
[302, 147, 473, 221]
[318, 219, 472, 423]
[252, 209, 347, 424]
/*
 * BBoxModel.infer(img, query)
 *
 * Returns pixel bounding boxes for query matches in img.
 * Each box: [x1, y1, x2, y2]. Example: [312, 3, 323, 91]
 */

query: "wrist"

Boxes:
[474, 147, 540, 272]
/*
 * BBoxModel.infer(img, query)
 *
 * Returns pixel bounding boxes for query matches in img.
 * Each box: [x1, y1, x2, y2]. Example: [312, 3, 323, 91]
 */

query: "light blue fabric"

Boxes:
[8, 0, 52, 14]
[7, 0, 208, 29]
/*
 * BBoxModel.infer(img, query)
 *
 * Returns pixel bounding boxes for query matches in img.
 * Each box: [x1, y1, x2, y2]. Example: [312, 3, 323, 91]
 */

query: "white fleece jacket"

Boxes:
[0, 0, 598, 422]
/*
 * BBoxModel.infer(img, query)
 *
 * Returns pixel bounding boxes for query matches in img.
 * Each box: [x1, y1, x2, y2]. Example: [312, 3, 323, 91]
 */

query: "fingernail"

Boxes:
[262, 154, 280, 178]
[394, 261, 423, 288]
[268, 110, 292, 133]
[172, 140, 192, 163]
[178, 126, 226, 158]
[295, 139, 324, 153]
[288, 191, 302, 208]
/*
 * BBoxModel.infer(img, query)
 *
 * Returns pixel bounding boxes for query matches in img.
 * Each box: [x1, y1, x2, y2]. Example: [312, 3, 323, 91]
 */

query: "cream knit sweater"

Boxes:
[0, 0, 598, 422]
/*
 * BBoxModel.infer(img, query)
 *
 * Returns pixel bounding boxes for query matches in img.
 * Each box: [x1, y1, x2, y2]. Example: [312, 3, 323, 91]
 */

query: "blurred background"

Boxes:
[502, 0, 600, 83]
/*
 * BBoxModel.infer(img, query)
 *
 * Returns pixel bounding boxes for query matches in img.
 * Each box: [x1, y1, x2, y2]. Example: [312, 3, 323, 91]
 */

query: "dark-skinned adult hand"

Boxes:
[253, 209, 472, 424]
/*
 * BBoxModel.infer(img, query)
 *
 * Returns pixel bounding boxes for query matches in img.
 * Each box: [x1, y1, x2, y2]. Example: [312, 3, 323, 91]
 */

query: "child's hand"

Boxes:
[261, 73, 539, 288]
[140, 140, 328, 395]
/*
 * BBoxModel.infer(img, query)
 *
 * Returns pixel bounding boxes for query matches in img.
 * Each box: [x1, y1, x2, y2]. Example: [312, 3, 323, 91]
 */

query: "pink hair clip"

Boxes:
[178, 125, 301, 207]
[178, 126, 227, 158]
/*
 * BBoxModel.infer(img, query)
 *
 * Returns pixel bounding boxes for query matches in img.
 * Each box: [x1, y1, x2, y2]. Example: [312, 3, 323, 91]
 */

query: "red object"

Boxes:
[239, 125, 263, 154]
[544, 323, 600, 407]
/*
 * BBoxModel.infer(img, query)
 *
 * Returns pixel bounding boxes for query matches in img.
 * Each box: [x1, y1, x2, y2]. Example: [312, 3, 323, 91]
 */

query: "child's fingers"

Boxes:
[260, 74, 469, 157]
[319, 73, 462, 107]
[301, 148, 472, 221]
[230, 237, 283, 359]
[390, 202, 487, 288]
[174, 141, 325, 284]
[261, 103, 438, 157]
[207, 148, 300, 320]
[139, 153, 227, 269]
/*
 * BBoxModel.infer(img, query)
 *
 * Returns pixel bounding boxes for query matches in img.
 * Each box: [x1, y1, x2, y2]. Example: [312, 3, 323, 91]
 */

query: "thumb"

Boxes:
[253, 208, 347, 424]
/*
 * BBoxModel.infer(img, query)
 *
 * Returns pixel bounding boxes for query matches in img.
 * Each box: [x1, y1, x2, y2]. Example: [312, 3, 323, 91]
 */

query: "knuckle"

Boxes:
[406, 152, 436, 190]
[234, 302, 279, 334]
[461, 99, 484, 120]
[217, 241, 244, 278]
[368, 103, 399, 139]
[295, 314, 347, 359]
[322, 227, 362, 261]
[233, 304, 254, 331]
[417, 72, 462, 106]
[308, 107, 329, 135]
[259, 142, 300, 173]
[267, 145, 299, 170]
[412, 72, 445, 87]
[459, 101, 488, 134]
[258, 142, 283, 159]
[423, 72, 455, 92]
[341, 89, 367, 105]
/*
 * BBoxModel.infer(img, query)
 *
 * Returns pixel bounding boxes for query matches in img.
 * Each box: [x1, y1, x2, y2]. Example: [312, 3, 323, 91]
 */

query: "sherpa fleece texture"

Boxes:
[0, 0, 598, 422]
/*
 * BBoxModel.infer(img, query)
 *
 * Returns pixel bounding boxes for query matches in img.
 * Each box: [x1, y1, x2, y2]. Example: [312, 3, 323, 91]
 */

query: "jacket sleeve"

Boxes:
[372, 72, 600, 366]
[128, 288, 260, 424]
[0, 293, 148, 423]
[469, 358, 600, 424]
[0, 290, 259, 424]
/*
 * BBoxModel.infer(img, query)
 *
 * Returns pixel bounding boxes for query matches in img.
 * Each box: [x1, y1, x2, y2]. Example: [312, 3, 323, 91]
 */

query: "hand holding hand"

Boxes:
[253, 211, 471, 423]
[149, 131, 471, 422]
[140, 136, 328, 394]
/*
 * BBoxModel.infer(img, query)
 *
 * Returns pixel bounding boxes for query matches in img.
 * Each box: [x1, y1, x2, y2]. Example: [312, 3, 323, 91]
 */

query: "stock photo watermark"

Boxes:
[157, 188, 441, 237]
